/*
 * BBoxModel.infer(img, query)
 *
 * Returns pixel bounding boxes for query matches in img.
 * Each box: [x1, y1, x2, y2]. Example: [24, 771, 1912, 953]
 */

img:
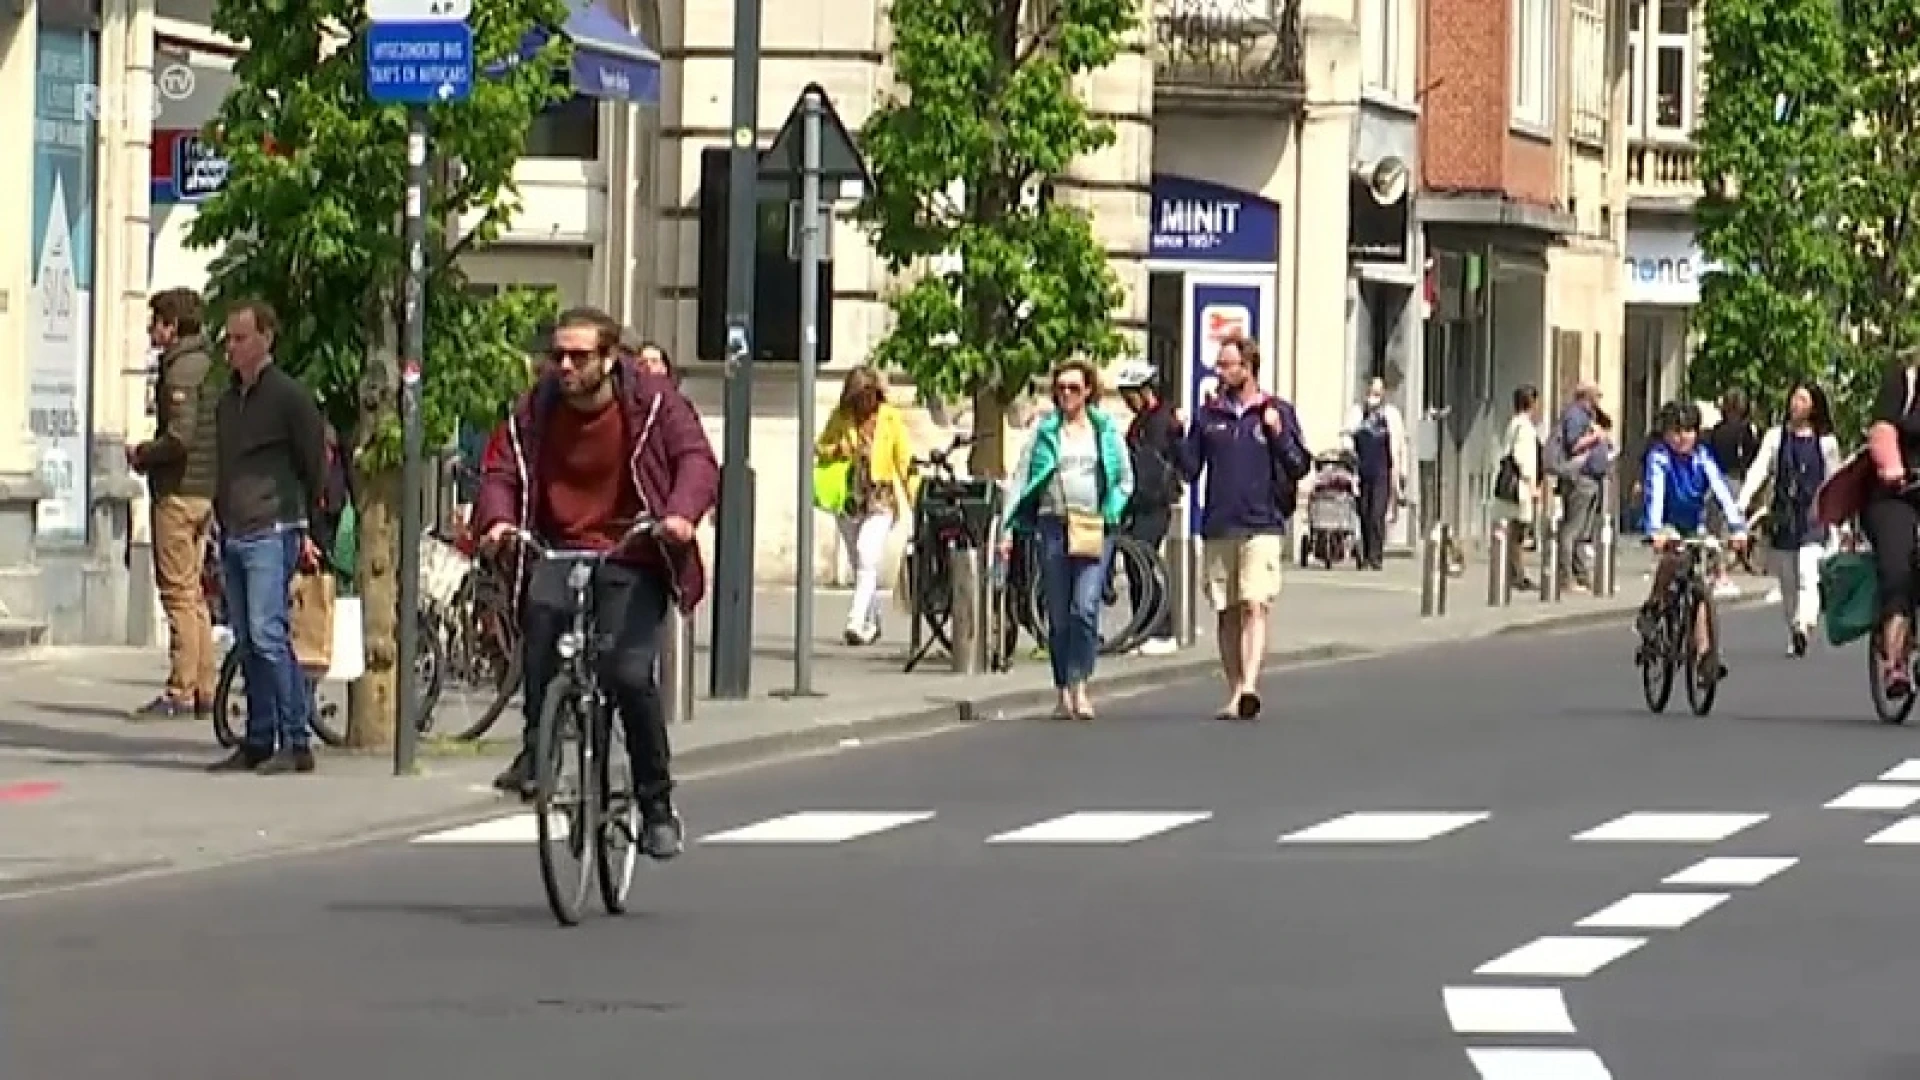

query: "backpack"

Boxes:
[1270, 399, 1313, 516]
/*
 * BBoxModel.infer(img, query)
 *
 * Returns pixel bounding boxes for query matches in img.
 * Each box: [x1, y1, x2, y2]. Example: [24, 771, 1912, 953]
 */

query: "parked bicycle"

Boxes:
[901, 433, 1019, 671]
[420, 526, 523, 740]
[1637, 531, 1726, 717]
[1009, 519, 1168, 658]
[504, 517, 660, 927]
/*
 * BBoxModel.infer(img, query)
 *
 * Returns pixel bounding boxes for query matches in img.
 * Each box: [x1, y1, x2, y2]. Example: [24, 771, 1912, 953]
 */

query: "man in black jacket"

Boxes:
[1115, 361, 1183, 655]
[207, 299, 329, 776]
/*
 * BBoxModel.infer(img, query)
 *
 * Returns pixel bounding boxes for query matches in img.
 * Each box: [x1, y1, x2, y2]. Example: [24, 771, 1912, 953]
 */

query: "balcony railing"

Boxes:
[1153, 0, 1305, 104]
[1627, 139, 1702, 205]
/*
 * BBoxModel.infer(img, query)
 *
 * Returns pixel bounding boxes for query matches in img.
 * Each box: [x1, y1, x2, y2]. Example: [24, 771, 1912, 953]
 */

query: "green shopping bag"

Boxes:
[329, 502, 359, 593]
[1820, 551, 1876, 647]
[812, 458, 852, 515]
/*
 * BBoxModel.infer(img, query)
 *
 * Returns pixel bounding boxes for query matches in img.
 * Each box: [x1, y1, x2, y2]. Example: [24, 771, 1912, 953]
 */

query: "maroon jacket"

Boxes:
[471, 357, 719, 613]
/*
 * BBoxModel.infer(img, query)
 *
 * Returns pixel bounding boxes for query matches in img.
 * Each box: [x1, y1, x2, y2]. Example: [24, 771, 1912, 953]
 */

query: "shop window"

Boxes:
[524, 84, 600, 160]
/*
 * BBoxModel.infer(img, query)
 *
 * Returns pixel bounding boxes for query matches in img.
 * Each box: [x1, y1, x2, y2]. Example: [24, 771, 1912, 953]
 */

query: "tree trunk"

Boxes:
[347, 464, 400, 748]
[968, 389, 1009, 479]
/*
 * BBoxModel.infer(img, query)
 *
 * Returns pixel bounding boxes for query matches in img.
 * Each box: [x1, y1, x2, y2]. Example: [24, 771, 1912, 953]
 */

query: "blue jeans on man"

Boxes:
[219, 527, 311, 765]
[1034, 515, 1114, 690]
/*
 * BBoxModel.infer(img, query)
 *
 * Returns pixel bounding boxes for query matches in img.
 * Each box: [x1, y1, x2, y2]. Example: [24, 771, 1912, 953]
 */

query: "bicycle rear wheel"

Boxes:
[1683, 592, 1721, 716]
[212, 648, 349, 748]
[1868, 626, 1918, 724]
[534, 672, 598, 927]
[1104, 536, 1168, 655]
[594, 708, 639, 915]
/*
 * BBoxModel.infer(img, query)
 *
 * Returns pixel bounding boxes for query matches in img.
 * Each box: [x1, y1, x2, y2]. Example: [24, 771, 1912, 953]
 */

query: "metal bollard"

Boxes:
[1168, 525, 1197, 647]
[660, 606, 695, 724]
[1487, 522, 1512, 607]
[1420, 522, 1451, 617]
[948, 544, 990, 675]
[1540, 514, 1562, 603]
[1593, 513, 1618, 597]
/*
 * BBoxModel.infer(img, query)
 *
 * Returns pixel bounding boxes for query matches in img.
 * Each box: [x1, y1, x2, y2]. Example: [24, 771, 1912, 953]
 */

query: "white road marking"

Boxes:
[1662, 856, 1798, 886]
[1277, 810, 1489, 844]
[699, 811, 935, 845]
[1879, 759, 1920, 782]
[1573, 811, 1767, 843]
[1863, 817, 1920, 845]
[984, 810, 1212, 845]
[1467, 1048, 1614, 1079]
[1575, 891, 1728, 930]
[1442, 987, 1576, 1034]
[1824, 783, 1920, 811]
[413, 814, 565, 845]
[1474, 935, 1647, 978]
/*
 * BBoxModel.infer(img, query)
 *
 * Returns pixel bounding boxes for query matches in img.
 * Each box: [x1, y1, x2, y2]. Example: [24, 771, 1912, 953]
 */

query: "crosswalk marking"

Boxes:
[1661, 856, 1798, 886]
[414, 814, 565, 845]
[1572, 812, 1767, 843]
[1466, 1048, 1614, 1080]
[1442, 987, 1575, 1034]
[1880, 759, 1920, 783]
[1277, 810, 1488, 844]
[1575, 891, 1727, 930]
[699, 811, 935, 845]
[984, 811, 1211, 845]
[1864, 817, 1920, 845]
[1474, 935, 1646, 979]
[1824, 783, 1920, 811]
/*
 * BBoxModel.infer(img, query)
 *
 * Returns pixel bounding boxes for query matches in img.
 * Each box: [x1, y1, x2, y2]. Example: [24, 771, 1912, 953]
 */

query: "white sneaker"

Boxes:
[1137, 637, 1177, 657]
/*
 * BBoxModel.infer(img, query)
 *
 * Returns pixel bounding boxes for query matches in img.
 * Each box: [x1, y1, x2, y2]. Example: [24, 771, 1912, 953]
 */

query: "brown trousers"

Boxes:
[153, 495, 216, 701]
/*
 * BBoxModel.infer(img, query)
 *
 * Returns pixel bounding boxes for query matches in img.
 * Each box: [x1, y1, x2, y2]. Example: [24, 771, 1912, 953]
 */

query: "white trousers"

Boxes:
[837, 511, 893, 632]
[1771, 543, 1827, 633]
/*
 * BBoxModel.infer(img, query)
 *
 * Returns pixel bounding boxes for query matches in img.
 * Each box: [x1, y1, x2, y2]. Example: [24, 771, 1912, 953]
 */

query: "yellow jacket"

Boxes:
[816, 402, 916, 506]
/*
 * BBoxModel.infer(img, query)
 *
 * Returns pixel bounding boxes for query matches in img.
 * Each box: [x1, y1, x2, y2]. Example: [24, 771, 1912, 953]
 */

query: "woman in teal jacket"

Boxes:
[999, 360, 1134, 720]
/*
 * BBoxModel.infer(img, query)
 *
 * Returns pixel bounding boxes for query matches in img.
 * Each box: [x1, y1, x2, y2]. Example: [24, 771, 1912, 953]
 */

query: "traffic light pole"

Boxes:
[710, 0, 762, 699]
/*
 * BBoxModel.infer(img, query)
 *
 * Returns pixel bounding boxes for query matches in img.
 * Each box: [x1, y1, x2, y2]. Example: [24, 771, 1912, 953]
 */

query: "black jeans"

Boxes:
[1357, 474, 1392, 567]
[1865, 491, 1920, 621]
[1125, 507, 1173, 639]
[520, 558, 674, 801]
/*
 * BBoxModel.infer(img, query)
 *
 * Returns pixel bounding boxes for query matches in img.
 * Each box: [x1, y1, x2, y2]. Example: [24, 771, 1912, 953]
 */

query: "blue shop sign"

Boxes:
[1150, 174, 1280, 264]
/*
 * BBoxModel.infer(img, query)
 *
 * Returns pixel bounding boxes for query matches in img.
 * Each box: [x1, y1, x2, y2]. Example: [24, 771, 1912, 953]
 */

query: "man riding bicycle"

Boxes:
[1637, 401, 1748, 672]
[473, 306, 719, 860]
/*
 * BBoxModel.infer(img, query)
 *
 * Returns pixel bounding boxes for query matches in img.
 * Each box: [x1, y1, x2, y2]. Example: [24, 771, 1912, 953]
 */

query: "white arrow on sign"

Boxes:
[437, 82, 456, 100]
[368, 0, 471, 21]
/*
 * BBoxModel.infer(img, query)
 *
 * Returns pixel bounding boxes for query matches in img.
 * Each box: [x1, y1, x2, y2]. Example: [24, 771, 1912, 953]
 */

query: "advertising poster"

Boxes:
[31, 29, 96, 544]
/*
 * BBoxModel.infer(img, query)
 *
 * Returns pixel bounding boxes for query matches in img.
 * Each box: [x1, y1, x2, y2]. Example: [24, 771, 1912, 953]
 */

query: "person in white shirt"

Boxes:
[1737, 382, 1844, 657]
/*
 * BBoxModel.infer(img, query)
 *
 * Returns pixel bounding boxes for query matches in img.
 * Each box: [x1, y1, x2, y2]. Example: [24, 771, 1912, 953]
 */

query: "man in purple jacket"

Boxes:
[1177, 334, 1311, 721]
[473, 307, 719, 859]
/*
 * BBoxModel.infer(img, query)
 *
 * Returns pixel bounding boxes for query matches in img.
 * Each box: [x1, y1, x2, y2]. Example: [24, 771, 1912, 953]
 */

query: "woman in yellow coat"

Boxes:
[816, 366, 914, 644]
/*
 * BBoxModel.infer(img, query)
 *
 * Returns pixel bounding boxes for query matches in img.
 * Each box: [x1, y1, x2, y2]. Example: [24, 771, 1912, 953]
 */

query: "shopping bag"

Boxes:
[1819, 551, 1877, 648]
[1066, 510, 1105, 558]
[289, 569, 336, 674]
[813, 458, 852, 515]
[326, 595, 365, 682]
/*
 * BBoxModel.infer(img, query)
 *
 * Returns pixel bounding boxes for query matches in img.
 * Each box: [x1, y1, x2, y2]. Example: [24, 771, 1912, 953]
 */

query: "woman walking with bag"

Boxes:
[999, 361, 1134, 720]
[1738, 382, 1842, 657]
[1491, 385, 1542, 592]
[815, 367, 913, 645]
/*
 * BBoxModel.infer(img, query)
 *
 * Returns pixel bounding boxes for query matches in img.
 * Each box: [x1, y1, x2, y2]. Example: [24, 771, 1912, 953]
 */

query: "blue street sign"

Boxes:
[366, 20, 474, 104]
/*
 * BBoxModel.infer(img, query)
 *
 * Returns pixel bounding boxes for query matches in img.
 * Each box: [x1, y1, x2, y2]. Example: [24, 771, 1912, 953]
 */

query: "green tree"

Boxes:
[1693, 0, 1855, 422]
[189, 0, 567, 747]
[855, 0, 1134, 475]
[1833, 1, 1920, 432]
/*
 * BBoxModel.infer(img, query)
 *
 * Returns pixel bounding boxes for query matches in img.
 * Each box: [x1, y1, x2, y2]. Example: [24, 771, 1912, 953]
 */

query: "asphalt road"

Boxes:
[9, 603, 1920, 1079]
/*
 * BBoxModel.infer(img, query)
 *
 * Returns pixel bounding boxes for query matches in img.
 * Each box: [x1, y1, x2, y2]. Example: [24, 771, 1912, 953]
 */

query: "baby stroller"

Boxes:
[1300, 449, 1361, 568]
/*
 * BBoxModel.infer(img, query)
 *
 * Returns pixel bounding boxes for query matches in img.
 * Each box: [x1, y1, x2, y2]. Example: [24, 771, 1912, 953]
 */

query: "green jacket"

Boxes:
[135, 334, 222, 499]
[1002, 407, 1134, 533]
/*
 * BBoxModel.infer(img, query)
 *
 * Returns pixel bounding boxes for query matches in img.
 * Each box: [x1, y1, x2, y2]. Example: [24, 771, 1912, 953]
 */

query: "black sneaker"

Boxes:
[492, 751, 536, 799]
[1790, 629, 1809, 658]
[256, 747, 315, 775]
[207, 745, 270, 773]
[641, 797, 684, 861]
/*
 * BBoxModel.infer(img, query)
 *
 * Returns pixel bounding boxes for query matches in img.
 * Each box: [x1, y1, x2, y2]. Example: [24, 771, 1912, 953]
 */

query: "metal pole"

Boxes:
[709, 0, 763, 699]
[788, 91, 823, 698]
[1168, 496, 1195, 646]
[1420, 522, 1449, 616]
[394, 106, 427, 776]
[950, 543, 988, 674]
[660, 606, 694, 723]
[1540, 499, 1562, 603]
[1487, 520, 1511, 607]
[1594, 511, 1617, 597]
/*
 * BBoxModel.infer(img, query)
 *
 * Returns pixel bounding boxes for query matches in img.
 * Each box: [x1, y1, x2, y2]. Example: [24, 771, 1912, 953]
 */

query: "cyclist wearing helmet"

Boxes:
[1638, 402, 1749, 666]
[1114, 360, 1183, 653]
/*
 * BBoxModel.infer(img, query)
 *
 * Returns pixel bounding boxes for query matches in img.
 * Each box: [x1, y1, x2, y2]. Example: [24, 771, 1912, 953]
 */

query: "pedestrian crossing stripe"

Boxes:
[700, 811, 935, 845]
[1277, 811, 1488, 844]
[1571, 812, 1767, 843]
[984, 811, 1211, 845]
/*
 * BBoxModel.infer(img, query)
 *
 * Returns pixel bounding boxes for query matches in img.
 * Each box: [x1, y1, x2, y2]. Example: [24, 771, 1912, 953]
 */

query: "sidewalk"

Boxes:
[0, 548, 1738, 896]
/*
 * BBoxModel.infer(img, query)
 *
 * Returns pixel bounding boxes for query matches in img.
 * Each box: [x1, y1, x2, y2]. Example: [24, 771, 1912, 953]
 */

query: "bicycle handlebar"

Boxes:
[500, 515, 662, 559]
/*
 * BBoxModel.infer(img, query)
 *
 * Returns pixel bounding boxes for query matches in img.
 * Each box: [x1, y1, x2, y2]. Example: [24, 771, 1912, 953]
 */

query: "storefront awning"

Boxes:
[499, 1, 661, 106]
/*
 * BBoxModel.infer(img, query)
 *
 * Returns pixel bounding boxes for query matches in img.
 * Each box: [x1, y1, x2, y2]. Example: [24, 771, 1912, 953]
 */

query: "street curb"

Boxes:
[1488, 590, 1768, 636]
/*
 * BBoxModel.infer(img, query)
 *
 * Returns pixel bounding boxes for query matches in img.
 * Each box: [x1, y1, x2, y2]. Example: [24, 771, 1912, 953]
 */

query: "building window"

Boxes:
[1511, 0, 1553, 131]
[524, 88, 600, 160]
[1628, 0, 1696, 138]
[1570, 0, 1608, 144]
[1626, 0, 1642, 129]
[1362, 0, 1399, 96]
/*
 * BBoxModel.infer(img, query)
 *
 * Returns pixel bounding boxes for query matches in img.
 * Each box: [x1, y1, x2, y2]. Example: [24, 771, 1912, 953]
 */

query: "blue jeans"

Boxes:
[221, 528, 309, 752]
[1034, 515, 1113, 690]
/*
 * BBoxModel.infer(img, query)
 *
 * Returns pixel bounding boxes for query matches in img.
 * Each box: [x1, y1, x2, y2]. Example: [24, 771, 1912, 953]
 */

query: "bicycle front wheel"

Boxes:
[212, 647, 348, 748]
[1683, 592, 1721, 716]
[595, 710, 639, 915]
[534, 671, 598, 927]
[1639, 612, 1675, 714]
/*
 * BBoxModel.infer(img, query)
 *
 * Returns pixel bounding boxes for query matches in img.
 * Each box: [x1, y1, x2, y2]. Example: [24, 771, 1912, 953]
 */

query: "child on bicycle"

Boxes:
[1638, 401, 1749, 663]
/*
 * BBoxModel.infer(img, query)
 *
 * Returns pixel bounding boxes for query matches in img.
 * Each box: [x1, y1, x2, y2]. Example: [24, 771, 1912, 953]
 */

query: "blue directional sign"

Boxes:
[366, 20, 474, 104]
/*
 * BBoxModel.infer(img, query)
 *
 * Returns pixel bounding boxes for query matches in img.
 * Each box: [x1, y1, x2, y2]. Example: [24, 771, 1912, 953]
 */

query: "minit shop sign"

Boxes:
[1150, 174, 1281, 265]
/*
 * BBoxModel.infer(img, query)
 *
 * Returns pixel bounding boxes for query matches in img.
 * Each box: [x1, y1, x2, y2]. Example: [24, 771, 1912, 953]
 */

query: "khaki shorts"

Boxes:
[1203, 533, 1284, 611]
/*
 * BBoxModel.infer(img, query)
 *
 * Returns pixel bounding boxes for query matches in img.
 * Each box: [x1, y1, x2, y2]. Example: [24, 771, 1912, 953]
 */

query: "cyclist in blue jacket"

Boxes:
[1638, 401, 1749, 667]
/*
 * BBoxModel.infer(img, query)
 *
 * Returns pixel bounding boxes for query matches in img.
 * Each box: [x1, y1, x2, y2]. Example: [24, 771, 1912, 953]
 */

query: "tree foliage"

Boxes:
[1693, 0, 1854, 424]
[189, 0, 568, 745]
[855, 0, 1134, 473]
